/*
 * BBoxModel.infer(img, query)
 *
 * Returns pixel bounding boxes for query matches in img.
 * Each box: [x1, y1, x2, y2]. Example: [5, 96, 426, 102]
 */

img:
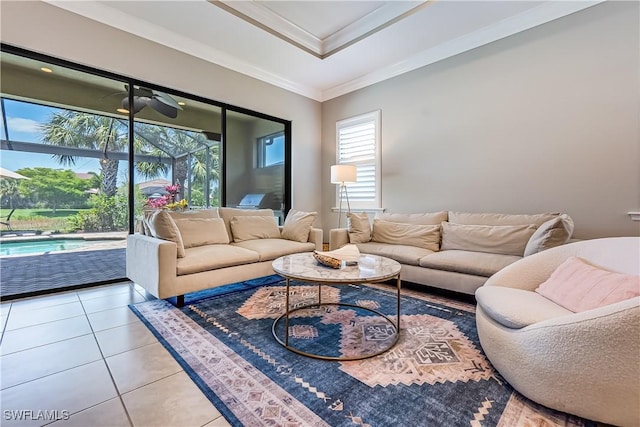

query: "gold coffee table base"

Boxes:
[272, 300, 400, 361]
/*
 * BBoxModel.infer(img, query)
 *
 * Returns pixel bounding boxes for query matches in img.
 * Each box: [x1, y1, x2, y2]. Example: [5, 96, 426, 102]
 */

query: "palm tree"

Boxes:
[134, 123, 220, 204]
[41, 112, 126, 196]
[41, 111, 169, 196]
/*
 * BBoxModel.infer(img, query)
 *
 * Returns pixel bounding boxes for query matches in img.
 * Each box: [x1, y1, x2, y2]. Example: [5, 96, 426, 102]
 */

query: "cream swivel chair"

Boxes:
[475, 237, 640, 427]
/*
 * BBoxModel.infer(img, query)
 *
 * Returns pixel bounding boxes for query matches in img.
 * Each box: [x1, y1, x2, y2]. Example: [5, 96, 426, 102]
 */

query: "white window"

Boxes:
[335, 110, 381, 210]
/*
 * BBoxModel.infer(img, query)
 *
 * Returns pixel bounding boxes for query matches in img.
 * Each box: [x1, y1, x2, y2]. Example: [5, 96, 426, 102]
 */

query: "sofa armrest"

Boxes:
[329, 228, 349, 250]
[126, 234, 178, 299]
[308, 227, 323, 251]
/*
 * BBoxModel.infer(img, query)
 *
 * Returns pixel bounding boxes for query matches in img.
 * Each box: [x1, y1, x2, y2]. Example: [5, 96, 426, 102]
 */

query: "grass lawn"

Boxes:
[0, 208, 87, 219]
[0, 208, 89, 233]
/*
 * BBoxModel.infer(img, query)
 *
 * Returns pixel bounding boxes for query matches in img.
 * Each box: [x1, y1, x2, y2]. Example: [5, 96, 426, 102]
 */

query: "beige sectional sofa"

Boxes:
[127, 207, 322, 305]
[329, 211, 574, 295]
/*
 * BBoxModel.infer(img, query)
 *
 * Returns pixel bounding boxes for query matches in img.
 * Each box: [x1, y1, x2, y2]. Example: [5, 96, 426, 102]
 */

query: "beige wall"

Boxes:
[322, 1, 640, 239]
[0, 0, 322, 215]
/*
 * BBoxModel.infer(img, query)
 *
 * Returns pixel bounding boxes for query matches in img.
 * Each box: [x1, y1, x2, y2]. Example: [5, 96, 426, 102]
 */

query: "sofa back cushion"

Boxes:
[219, 207, 274, 240]
[348, 212, 372, 243]
[230, 215, 281, 242]
[448, 211, 557, 226]
[535, 256, 640, 312]
[377, 211, 448, 225]
[168, 208, 219, 220]
[441, 222, 537, 256]
[174, 217, 230, 248]
[281, 209, 317, 242]
[371, 219, 441, 251]
[144, 209, 185, 257]
[524, 214, 574, 256]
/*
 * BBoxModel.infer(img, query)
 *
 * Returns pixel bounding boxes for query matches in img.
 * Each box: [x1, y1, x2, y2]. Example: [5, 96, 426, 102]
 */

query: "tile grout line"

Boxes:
[0, 302, 13, 347]
[79, 284, 136, 427]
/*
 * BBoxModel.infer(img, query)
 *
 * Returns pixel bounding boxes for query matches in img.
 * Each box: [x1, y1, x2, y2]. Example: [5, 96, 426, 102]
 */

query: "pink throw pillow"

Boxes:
[535, 256, 640, 312]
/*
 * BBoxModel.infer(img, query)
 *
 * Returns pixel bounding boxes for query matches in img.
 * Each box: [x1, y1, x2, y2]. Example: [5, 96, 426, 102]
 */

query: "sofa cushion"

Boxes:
[476, 286, 573, 329]
[219, 207, 274, 240]
[355, 242, 435, 266]
[371, 220, 440, 251]
[173, 217, 229, 248]
[535, 256, 640, 312]
[347, 212, 371, 243]
[233, 239, 316, 261]
[281, 209, 316, 242]
[448, 211, 558, 226]
[230, 215, 281, 242]
[524, 214, 574, 256]
[176, 244, 260, 275]
[441, 222, 537, 256]
[419, 250, 521, 277]
[168, 209, 219, 220]
[377, 211, 448, 225]
[144, 209, 185, 258]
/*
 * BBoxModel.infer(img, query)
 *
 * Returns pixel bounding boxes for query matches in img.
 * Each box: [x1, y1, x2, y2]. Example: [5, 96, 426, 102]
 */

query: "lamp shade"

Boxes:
[331, 164, 357, 184]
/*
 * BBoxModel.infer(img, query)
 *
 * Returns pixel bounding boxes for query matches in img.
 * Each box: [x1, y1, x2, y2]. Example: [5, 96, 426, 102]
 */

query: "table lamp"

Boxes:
[331, 164, 357, 228]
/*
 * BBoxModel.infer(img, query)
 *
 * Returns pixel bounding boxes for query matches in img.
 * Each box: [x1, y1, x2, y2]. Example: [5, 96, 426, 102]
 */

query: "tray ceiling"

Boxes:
[46, 0, 603, 102]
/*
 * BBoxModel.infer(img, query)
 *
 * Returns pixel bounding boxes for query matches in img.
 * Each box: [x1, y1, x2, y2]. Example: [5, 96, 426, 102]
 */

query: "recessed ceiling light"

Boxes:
[117, 108, 129, 114]
[40, 67, 53, 73]
[178, 101, 186, 106]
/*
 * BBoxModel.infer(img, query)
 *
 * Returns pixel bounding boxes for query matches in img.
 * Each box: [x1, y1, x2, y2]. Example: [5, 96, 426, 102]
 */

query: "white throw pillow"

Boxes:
[371, 219, 440, 251]
[524, 214, 574, 256]
[173, 218, 229, 248]
[376, 211, 448, 225]
[219, 207, 274, 240]
[348, 212, 371, 243]
[230, 215, 281, 242]
[441, 222, 537, 256]
[144, 210, 185, 258]
[281, 209, 317, 242]
[168, 209, 219, 220]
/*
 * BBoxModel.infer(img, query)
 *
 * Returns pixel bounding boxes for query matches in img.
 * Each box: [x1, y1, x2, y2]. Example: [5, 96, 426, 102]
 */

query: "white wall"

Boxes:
[322, 1, 640, 239]
[0, 0, 322, 215]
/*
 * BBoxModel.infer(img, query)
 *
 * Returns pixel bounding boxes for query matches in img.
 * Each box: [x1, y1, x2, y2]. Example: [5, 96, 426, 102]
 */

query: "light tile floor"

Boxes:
[0, 282, 231, 427]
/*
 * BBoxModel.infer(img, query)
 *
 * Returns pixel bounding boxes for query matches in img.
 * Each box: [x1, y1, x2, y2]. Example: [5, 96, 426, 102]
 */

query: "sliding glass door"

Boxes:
[0, 44, 290, 296]
[225, 110, 288, 224]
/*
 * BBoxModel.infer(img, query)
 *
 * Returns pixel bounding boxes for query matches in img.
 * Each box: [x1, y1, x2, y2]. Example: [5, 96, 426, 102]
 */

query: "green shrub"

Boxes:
[66, 194, 128, 232]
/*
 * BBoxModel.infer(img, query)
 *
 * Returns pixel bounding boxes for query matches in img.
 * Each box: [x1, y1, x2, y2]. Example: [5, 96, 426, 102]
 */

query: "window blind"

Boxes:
[336, 111, 380, 208]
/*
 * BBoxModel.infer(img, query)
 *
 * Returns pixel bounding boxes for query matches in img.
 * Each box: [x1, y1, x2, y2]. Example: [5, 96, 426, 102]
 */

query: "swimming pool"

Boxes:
[0, 239, 112, 256]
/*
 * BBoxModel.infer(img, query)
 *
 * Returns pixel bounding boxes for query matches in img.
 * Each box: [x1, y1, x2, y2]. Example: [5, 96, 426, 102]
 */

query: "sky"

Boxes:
[1, 99, 101, 174]
[0, 98, 167, 184]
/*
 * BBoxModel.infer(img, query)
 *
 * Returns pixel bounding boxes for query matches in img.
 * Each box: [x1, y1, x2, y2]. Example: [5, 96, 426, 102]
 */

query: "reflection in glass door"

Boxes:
[225, 110, 287, 224]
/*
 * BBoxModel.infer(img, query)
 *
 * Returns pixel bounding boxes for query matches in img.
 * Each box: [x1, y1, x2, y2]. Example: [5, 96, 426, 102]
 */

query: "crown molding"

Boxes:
[212, 0, 322, 58]
[44, 0, 322, 101]
[320, 0, 605, 101]
[44, 0, 605, 103]
[322, 1, 431, 57]
[212, 0, 429, 59]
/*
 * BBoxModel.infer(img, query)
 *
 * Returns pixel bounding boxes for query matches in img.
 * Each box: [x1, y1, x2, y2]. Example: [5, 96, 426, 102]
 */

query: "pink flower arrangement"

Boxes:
[145, 183, 187, 210]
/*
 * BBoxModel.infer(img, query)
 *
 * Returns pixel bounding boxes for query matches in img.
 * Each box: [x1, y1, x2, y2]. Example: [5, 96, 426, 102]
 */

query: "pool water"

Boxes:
[0, 239, 105, 256]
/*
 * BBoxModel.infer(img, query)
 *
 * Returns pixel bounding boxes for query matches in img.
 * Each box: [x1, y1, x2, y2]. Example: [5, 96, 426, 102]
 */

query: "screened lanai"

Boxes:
[0, 45, 288, 299]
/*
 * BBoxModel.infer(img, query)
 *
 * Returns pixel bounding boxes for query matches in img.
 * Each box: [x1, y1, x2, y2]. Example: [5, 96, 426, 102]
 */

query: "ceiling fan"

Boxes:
[118, 85, 183, 119]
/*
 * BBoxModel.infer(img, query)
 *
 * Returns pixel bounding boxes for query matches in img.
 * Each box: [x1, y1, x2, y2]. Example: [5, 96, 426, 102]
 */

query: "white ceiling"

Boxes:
[45, 0, 602, 102]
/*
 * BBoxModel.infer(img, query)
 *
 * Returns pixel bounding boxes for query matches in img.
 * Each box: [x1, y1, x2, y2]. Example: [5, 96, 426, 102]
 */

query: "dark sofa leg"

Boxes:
[175, 295, 185, 307]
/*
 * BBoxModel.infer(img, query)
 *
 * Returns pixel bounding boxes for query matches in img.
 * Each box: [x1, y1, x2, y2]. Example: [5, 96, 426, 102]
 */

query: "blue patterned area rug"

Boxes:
[130, 276, 598, 427]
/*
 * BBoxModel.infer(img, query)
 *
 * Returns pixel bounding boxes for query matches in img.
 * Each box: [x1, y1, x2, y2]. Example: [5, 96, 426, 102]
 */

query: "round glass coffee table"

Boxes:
[271, 252, 401, 361]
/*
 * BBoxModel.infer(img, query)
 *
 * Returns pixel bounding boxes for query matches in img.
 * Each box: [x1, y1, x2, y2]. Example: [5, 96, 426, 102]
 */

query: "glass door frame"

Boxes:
[1, 43, 293, 234]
